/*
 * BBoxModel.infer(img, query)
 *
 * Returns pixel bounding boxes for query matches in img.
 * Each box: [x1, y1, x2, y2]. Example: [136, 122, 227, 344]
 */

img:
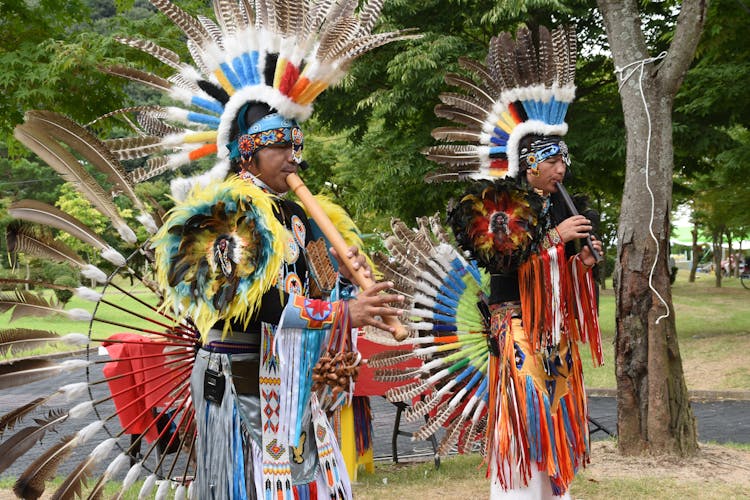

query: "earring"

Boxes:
[239, 157, 254, 180]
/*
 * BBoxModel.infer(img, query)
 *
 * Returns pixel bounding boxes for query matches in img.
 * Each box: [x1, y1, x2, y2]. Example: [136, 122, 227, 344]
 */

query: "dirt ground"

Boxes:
[584, 439, 750, 488]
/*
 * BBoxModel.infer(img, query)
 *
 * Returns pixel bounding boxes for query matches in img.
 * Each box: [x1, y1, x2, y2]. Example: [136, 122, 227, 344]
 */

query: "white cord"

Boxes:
[614, 51, 670, 324]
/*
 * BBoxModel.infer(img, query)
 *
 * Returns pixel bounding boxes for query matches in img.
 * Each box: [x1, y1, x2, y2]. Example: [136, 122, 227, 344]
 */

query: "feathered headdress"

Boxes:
[424, 25, 576, 181]
[94, 0, 418, 200]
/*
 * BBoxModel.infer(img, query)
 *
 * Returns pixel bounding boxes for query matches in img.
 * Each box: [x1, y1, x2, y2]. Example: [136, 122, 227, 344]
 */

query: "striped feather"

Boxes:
[13, 435, 76, 500]
[102, 65, 172, 93]
[443, 73, 494, 105]
[114, 36, 181, 69]
[8, 200, 117, 255]
[13, 123, 137, 244]
[148, 0, 210, 45]
[5, 221, 85, 268]
[104, 136, 163, 161]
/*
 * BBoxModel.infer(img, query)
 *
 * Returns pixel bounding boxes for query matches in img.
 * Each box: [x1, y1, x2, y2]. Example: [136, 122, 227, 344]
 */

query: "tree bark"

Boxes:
[597, 0, 707, 456]
[688, 224, 700, 282]
[712, 229, 723, 287]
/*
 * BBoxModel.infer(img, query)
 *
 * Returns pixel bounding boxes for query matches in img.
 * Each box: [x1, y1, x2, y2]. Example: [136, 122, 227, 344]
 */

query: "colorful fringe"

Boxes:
[486, 315, 590, 494]
[518, 242, 603, 367]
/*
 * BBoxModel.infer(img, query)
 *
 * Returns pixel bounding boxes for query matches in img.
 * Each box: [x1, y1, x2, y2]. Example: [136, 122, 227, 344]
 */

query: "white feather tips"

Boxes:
[137, 211, 159, 234]
[69, 400, 94, 419]
[80, 264, 108, 284]
[122, 462, 143, 492]
[56, 382, 88, 401]
[176, 483, 187, 500]
[75, 419, 105, 444]
[90, 437, 117, 462]
[64, 308, 93, 321]
[105, 452, 131, 477]
[155, 479, 170, 500]
[101, 246, 127, 267]
[75, 286, 103, 301]
[116, 224, 138, 244]
[139, 474, 158, 499]
[59, 333, 89, 345]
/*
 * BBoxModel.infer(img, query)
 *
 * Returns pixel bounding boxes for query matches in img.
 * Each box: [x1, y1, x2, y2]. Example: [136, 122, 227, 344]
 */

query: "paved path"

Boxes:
[1, 352, 749, 482]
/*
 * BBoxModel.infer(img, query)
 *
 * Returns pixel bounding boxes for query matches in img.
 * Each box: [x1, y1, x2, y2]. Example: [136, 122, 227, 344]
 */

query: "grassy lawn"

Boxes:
[580, 270, 750, 392]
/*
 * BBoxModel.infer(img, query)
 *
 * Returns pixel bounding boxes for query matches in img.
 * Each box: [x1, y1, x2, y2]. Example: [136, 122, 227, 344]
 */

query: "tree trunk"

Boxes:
[597, 0, 706, 456]
[712, 229, 723, 287]
[688, 224, 699, 282]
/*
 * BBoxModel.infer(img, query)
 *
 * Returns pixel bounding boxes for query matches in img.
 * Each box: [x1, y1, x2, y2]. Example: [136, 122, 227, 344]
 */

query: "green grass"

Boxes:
[575, 270, 750, 391]
[350, 449, 750, 500]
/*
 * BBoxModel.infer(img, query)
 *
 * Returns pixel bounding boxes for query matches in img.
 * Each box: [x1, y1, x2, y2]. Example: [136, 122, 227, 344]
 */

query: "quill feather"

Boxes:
[13, 435, 76, 500]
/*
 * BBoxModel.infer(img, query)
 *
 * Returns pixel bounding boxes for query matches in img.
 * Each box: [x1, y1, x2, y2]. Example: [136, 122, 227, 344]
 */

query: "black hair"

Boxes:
[228, 101, 275, 174]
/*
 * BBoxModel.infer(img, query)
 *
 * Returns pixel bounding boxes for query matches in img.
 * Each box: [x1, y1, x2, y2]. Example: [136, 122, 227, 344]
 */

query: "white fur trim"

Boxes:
[65, 308, 93, 321]
[506, 120, 568, 178]
[215, 86, 313, 159]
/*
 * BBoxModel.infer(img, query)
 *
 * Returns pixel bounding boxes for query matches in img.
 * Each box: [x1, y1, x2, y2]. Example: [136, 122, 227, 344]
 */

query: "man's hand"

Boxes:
[555, 215, 593, 243]
[348, 281, 404, 333]
[329, 245, 371, 283]
[578, 235, 603, 268]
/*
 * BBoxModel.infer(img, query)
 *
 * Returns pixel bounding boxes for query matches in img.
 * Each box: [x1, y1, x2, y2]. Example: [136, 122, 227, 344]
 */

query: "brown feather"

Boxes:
[197, 14, 224, 49]
[0, 290, 63, 323]
[514, 26, 537, 87]
[0, 328, 61, 356]
[148, 0, 210, 45]
[0, 358, 61, 390]
[12, 122, 136, 243]
[431, 127, 482, 143]
[129, 156, 172, 184]
[13, 435, 76, 500]
[457, 57, 501, 96]
[104, 136, 163, 161]
[358, 0, 386, 35]
[0, 397, 45, 436]
[438, 92, 490, 118]
[433, 104, 485, 128]
[114, 36, 181, 69]
[332, 31, 421, 67]
[0, 409, 68, 474]
[8, 200, 111, 253]
[443, 73, 494, 105]
[212, 0, 242, 36]
[137, 111, 183, 137]
[50, 451, 99, 500]
[424, 167, 481, 183]
[5, 220, 85, 268]
[102, 65, 172, 93]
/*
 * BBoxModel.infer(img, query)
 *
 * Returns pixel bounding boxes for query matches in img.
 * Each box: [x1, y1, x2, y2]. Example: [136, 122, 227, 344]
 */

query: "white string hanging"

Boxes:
[614, 51, 671, 324]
